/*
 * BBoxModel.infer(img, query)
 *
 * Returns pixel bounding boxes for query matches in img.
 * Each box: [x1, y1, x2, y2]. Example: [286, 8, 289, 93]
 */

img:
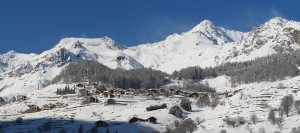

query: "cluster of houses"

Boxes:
[12, 81, 243, 114]
[188, 89, 242, 99]
[13, 81, 243, 114]
[75, 81, 243, 101]
[0, 80, 245, 115]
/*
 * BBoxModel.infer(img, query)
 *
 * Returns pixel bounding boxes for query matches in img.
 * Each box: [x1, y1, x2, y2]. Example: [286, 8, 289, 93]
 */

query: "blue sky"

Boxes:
[0, 0, 299, 54]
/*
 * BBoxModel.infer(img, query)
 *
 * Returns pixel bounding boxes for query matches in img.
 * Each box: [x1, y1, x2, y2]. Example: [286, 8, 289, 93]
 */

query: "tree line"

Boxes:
[52, 60, 169, 89]
[56, 85, 76, 95]
[172, 49, 300, 86]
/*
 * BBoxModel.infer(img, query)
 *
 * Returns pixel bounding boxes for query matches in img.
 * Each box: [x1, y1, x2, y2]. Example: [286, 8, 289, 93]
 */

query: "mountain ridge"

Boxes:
[1, 17, 300, 98]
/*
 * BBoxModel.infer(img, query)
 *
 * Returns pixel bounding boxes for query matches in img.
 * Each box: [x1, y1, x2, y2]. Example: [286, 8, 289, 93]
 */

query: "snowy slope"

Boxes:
[0, 75, 300, 132]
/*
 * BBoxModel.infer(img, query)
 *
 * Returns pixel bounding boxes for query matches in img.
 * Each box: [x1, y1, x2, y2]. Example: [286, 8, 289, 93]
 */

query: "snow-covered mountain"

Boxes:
[125, 20, 244, 72]
[1, 17, 300, 99]
[221, 17, 300, 62]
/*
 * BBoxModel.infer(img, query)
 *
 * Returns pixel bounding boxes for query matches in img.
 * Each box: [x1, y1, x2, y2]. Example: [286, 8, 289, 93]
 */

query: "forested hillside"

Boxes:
[54, 49, 300, 90]
[172, 49, 300, 86]
[52, 60, 169, 89]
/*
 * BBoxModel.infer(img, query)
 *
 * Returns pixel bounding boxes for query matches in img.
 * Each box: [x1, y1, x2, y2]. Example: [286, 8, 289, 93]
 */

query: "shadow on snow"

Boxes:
[0, 118, 158, 133]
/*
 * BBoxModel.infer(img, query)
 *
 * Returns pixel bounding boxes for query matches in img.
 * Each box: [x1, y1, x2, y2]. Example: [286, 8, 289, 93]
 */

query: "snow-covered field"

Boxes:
[1, 75, 300, 133]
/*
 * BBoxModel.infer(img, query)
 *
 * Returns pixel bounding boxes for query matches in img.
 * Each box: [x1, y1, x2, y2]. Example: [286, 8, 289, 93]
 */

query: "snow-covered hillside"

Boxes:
[1, 17, 300, 100]
[0, 75, 300, 133]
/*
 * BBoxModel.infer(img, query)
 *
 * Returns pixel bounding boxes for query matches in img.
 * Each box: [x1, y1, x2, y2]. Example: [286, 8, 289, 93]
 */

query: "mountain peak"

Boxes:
[6, 50, 17, 55]
[267, 17, 288, 25]
[199, 20, 214, 26]
[191, 19, 215, 32]
[99, 36, 116, 44]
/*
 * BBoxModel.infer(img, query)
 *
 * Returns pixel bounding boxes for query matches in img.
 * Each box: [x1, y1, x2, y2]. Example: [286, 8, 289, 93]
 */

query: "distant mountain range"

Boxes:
[1, 17, 300, 99]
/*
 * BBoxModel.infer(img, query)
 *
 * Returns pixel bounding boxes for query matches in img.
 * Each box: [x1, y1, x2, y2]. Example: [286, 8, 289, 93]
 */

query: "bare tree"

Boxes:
[268, 109, 276, 125]
[250, 113, 258, 124]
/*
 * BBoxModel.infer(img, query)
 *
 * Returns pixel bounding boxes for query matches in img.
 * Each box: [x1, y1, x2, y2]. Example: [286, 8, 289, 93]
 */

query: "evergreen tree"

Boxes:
[180, 98, 192, 111]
